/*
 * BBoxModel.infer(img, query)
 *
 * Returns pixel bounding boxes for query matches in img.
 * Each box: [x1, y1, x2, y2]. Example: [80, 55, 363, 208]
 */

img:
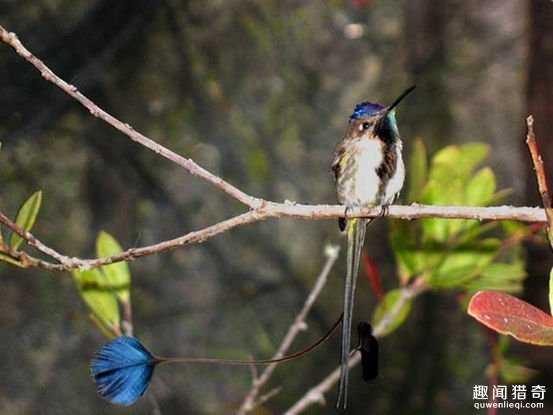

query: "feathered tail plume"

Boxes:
[337, 218, 368, 409]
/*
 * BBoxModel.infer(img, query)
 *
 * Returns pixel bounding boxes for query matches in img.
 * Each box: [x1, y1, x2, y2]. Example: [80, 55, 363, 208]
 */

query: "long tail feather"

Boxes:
[337, 218, 368, 409]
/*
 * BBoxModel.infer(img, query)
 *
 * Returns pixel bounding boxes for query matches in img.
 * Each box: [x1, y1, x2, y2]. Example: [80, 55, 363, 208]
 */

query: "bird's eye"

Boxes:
[359, 122, 370, 131]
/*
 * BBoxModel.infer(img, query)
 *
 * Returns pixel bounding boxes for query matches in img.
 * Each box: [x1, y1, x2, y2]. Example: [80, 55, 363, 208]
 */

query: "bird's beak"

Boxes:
[385, 85, 416, 114]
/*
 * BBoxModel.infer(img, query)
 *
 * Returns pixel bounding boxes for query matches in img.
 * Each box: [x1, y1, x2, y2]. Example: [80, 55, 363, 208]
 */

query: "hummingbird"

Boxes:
[331, 85, 415, 408]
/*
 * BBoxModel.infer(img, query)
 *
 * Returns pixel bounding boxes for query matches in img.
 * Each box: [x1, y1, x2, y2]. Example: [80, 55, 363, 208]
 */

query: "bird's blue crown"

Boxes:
[349, 102, 385, 120]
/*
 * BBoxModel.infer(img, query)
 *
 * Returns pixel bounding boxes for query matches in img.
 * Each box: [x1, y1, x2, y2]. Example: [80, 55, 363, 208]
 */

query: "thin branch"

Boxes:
[526, 115, 553, 249]
[250, 387, 282, 412]
[236, 244, 340, 415]
[285, 219, 544, 414]
[0, 209, 264, 271]
[0, 24, 548, 274]
[284, 279, 427, 415]
[0, 21, 548, 415]
[0, 25, 260, 209]
[0, 210, 77, 267]
[0, 203, 547, 271]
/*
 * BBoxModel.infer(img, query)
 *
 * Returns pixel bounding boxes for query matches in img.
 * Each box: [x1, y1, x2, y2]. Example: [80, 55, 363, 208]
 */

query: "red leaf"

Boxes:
[362, 253, 384, 301]
[468, 291, 553, 346]
[352, 0, 373, 7]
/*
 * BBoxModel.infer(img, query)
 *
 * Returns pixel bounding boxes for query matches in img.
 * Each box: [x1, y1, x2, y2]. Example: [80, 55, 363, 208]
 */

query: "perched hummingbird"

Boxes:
[331, 85, 415, 408]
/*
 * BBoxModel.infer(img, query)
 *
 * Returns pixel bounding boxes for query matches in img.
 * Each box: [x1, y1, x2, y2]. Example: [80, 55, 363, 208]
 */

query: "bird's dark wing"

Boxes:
[332, 143, 348, 231]
[331, 144, 345, 182]
[357, 322, 379, 381]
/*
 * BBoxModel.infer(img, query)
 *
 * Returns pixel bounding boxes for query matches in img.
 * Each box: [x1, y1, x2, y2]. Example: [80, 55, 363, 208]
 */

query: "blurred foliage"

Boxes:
[495, 338, 537, 384]
[372, 141, 529, 338]
[372, 288, 412, 336]
[499, 357, 537, 384]
[391, 141, 527, 292]
[0, 1, 546, 414]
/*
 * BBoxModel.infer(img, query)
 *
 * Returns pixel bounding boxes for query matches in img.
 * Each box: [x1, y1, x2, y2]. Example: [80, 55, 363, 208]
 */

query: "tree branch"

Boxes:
[0, 203, 546, 272]
[0, 24, 260, 209]
[1, 22, 549, 415]
[237, 244, 340, 415]
[283, 213, 545, 414]
[526, 115, 553, 249]
[0, 24, 548, 273]
[284, 279, 428, 415]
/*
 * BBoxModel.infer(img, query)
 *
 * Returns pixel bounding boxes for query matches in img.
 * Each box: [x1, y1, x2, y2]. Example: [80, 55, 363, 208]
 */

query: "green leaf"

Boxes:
[96, 231, 131, 303]
[501, 221, 530, 237]
[72, 268, 120, 334]
[429, 239, 500, 287]
[390, 220, 422, 278]
[421, 144, 490, 241]
[425, 144, 489, 199]
[465, 261, 526, 293]
[456, 221, 498, 246]
[389, 142, 527, 292]
[465, 167, 496, 206]
[10, 191, 42, 250]
[549, 267, 553, 316]
[372, 289, 412, 336]
[407, 138, 427, 202]
[444, 143, 489, 179]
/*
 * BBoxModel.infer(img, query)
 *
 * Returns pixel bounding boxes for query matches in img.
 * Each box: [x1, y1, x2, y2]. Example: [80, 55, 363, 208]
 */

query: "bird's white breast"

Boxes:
[351, 140, 383, 206]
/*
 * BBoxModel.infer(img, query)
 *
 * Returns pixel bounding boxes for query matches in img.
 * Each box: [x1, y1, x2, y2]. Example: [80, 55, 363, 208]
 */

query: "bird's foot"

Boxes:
[379, 204, 390, 218]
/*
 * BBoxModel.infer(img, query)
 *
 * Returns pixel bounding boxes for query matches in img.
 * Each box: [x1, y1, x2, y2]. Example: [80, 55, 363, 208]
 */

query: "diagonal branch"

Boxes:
[0, 209, 264, 271]
[2, 18, 552, 415]
[0, 23, 549, 274]
[284, 278, 428, 415]
[0, 22, 550, 415]
[236, 244, 340, 415]
[0, 210, 75, 267]
[0, 24, 260, 209]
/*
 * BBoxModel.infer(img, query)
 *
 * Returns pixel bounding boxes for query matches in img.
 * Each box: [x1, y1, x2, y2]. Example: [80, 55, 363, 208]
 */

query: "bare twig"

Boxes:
[0, 209, 264, 271]
[0, 203, 547, 272]
[0, 22, 548, 415]
[284, 279, 428, 415]
[0, 24, 548, 274]
[236, 245, 340, 414]
[526, 115, 553, 249]
[251, 387, 282, 411]
[0, 210, 78, 267]
[0, 25, 260, 209]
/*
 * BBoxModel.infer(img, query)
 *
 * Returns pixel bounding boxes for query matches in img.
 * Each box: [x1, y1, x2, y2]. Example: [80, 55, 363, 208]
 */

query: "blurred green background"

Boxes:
[1, 1, 552, 414]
